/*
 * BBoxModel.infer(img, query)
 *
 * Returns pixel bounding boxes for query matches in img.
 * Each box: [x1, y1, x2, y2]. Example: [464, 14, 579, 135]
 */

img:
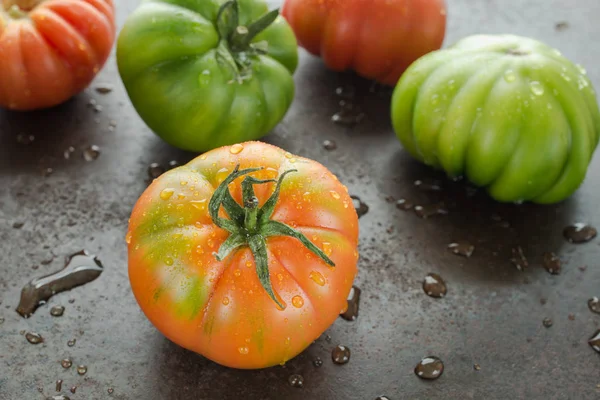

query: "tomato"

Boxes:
[0, 0, 115, 111]
[281, 0, 446, 85]
[117, 0, 298, 152]
[392, 34, 600, 204]
[126, 141, 359, 369]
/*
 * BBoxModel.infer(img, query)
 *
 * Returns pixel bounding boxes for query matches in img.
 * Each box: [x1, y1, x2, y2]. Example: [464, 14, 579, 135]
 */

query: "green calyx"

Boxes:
[209, 165, 335, 308]
[215, 0, 279, 83]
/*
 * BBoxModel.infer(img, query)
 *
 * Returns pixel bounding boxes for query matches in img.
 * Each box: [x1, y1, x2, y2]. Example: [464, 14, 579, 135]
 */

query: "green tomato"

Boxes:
[117, 0, 298, 152]
[391, 34, 600, 204]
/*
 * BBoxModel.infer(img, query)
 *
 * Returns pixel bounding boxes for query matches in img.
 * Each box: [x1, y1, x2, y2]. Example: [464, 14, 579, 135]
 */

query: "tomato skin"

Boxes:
[0, 0, 115, 110]
[117, 0, 298, 152]
[281, 0, 446, 85]
[127, 141, 359, 369]
[391, 34, 600, 204]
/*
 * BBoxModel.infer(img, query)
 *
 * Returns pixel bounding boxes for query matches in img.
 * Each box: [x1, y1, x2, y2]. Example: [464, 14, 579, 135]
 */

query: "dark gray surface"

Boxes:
[1, 0, 600, 399]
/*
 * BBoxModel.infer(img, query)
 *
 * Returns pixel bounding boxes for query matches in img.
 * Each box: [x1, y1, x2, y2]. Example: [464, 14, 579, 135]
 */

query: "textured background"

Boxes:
[1, 0, 600, 399]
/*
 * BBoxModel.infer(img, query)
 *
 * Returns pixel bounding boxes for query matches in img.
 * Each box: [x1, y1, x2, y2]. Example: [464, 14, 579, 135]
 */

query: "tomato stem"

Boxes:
[209, 164, 335, 307]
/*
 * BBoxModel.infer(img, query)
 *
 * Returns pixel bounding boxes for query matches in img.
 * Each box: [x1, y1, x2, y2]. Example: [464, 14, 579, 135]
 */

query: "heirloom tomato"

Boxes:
[392, 34, 600, 204]
[282, 0, 446, 85]
[126, 141, 359, 369]
[0, 0, 115, 110]
[117, 0, 298, 152]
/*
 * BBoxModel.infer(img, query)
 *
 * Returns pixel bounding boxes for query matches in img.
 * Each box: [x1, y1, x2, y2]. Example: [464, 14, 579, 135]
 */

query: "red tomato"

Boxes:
[282, 0, 447, 85]
[127, 142, 359, 369]
[0, 0, 115, 110]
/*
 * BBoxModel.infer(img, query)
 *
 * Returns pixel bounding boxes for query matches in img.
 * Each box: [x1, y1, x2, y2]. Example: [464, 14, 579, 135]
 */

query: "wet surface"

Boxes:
[1, 0, 600, 399]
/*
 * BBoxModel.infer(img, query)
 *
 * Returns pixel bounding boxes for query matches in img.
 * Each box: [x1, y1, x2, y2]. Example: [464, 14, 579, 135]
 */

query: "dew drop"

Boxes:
[229, 143, 244, 154]
[563, 223, 597, 243]
[414, 179, 442, 191]
[414, 203, 448, 219]
[340, 286, 361, 321]
[576, 64, 587, 75]
[323, 140, 337, 151]
[164, 257, 174, 266]
[530, 81, 544, 96]
[313, 357, 323, 367]
[277, 273, 284, 281]
[56, 379, 63, 392]
[543, 317, 553, 328]
[76, 365, 87, 375]
[25, 332, 44, 344]
[190, 199, 207, 211]
[50, 305, 65, 317]
[147, 163, 165, 180]
[423, 273, 447, 298]
[238, 346, 249, 355]
[95, 83, 113, 94]
[350, 195, 369, 218]
[396, 198, 414, 211]
[222, 297, 230, 306]
[447, 242, 474, 258]
[160, 188, 175, 201]
[542, 252, 561, 275]
[322, 242, 333, 256]
[216, 167, 230, 184]
[168, 160, 180, 169]
[329, 190, 341, 200]
[292, 295, 304, 308]
[473, 363, 481, 371]
[288, 374, 304, 388]
[309, 271, 326, 286]
[83, 145, 100, 161]
[588, 297, 600, 314]
[414, 356, 444, 380]
[284, 152, 293, 159]
[107, 388, 114, 394]
[504, 69, 516, 82]
[588, 330, 600, 353]
[68, 338, 76, 347]
[61, 358, 72, 369]
[510, 246, 528, 271]
[332, 345, 351, 365]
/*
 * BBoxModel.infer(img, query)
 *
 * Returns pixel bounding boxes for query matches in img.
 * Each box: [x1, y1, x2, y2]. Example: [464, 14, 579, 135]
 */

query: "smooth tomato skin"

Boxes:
[391, 35, 600, 204]
[282, 0, 446, 85]
[0, 0, 115, 110]
[127, 142, 359, 369]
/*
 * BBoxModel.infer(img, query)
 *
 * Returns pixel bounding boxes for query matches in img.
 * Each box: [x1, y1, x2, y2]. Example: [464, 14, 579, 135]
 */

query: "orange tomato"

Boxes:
[0, 0, 115, 110]
[127, 141, 359, 369]
[282, 0, 447, 85]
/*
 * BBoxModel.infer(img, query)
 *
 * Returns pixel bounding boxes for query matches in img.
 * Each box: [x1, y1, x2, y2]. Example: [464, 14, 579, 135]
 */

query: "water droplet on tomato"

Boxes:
[222, 297, 230, 305]
[288, 374, 304, 388]
[164, 257, 174, 266]
[332, 345, 350, 365]
[83, 145, 100, 161]
[190, 199, 207, 211]
[160, 188, 175, 200]
[309, 271, 326, 286]
[125, 232, 132, 244]
[50, 305, 65, 317]
[504, 69, 516, 82]
[529, 81, 544, 96]
[277, 273, 284, 281]
[230, 143, 244, 154]
[284, 152, 293, 159]
[234, 269, 241, 277]
[447, 242, 474, 258]
[216, 168, 229, 184]
[238, 346, 249, 355]
[25, 332, 43, 344]
[292, 295, 304, 308]
[329, 191, 340, 200]
[510, 246, 528, 271]
[77, 365, 87, 375]
[564, 223, 597, 243]
[542, 252, 561, 275]
[423, 273, 447, 298]
[61, 358, 72, 369]
[588, 330, 600, 353]
[340, 286, 361, 321]
[415, 356, 444, 380]
[560, 72, 571, 82]
[588, 297, 600, 314]
[322, 242, 332, 256]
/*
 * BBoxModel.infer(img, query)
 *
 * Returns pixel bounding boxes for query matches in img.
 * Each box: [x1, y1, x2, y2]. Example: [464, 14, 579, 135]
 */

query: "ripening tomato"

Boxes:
[0, 0, 115, 110]
[127, 141, 359, 369]
[282, 0, 447, 85]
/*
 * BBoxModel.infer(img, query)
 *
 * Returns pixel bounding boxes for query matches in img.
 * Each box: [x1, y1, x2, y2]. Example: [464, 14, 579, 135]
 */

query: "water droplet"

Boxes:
[277, 273, 284, 281]
[229, 143, 244, 154]
[64, 146, 75, 159]
[168, 160, 180, 169]
[313, 357, 323, 367]
[56, 379, 63, 392]
[70, 386, 77, 394]
[25, 332, 44, 344]
[510, 246, 528, 271]
[414, 179, 442, 191]
[95, 83, 113, 94]
[423, 273, 447, 298]
[16, 133, 35, 145]
[67, 338, 76, 347]
[41, 167, 54, 177]
[12, 221, 24, 229]
[504, 69, 516, 82]
[555, 21, 569, 31]
[16, 250, 103, 318]
[340, 286, 361, 321]
[588, 330, 600, 353]
[335, 85, 355, 99]
[233, 269, 241, 277]
[414, 203, 448, 219]
[222, 297, 230, 306]
[588, 297, 600, 314]
[578, 75, 589, 90]
[323, 140, 337, 150]
[309, 271, 326, 286]
[564, 223, 597, 243]
[47, 396, 71, 400]
[332, 345, 351, 365]
[576, 64, 587, 75]
[560, 72, 571, 82]
[568, 313, 576, 321]
[108, 388, 114, 394]
[396, 198, 414, 211]
[414, 356, 444, 380]
[473, 363, 481, 371]
[542, 252, 561, 275]
[83, 145, 100, 161]
[288, 374, 304, 388]
[329, 191, 340, 200]
[292, 295, 304, 308]
[160, 188, 175, 200]
[77, 365, 87, 375]
[530, 81, 544, 96]
[147, 163, 164, 180]
[331, 110, 365, 126]
[543, 317, 553, 328]
[61, 358, 72, 369]
[50, 305, 65, 317]
[322, 242, 332, 256]
[164, 257, 174, 266]
[238, 346, 249, 355]
[448, 242, 474, 258]
[350, 195, 369, 218]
